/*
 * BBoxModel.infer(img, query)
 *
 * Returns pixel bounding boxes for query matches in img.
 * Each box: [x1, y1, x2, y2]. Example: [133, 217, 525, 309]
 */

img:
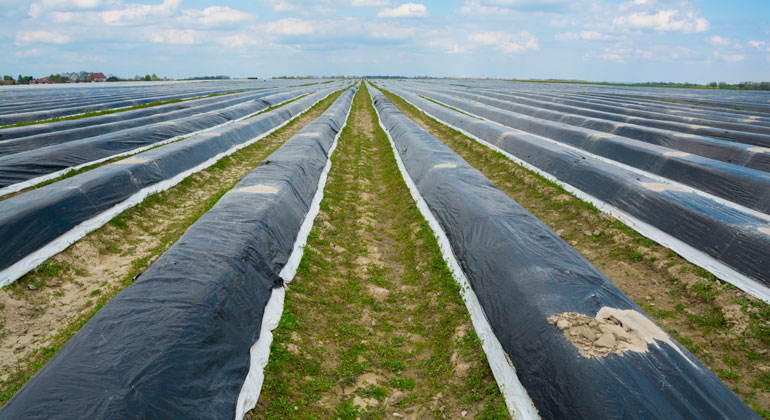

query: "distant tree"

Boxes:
[2, 75, 12, 81]
[107, 76, 119, 82]
[143, 74, 152, 81]
[708, 82, 717, 88]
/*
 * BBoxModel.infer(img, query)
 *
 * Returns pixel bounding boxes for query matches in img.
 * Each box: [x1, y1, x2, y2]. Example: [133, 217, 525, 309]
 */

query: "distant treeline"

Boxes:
[510, 79, 770, 91]
[183, 75, 231, 80]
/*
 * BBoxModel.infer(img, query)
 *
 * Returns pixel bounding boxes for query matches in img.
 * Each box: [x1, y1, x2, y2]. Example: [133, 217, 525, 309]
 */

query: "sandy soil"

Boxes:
[251, 85, 508, 419]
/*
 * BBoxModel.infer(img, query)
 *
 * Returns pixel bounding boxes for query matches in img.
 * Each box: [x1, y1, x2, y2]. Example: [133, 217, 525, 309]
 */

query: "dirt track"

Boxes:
[251, 85, 508, 419]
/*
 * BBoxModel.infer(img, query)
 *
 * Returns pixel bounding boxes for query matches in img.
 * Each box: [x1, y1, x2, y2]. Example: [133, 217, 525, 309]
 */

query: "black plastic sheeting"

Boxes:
[0, 85, 339, 189]
[0, 88, 285, 147]
[381, 85, 770, 291]
[468, 88, 770, 136]
[0, 87, 338, 275]
[0, 80, 328, 120]
[443, 86, 770, 145]
[411, 87, 770, 174]
[0, 80, 316, 126]
[0, 84, 253, 126]
[369, 85, 758, 419]
[401, 87, 770, 213]
[0, 85, 357, 419]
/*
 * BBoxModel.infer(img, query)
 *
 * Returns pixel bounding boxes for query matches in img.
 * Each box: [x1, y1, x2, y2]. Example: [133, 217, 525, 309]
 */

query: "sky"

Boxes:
[0, 0, 768, 82]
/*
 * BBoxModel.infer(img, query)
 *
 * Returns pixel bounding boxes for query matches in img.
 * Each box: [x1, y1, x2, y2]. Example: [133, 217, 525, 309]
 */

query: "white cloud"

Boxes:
[708, 35, 731, 46]
[557, 30, 614, 41]
[460, 0, 572, 15]
[217, 34, 261, 48]
[592, 44, 680, 64]
[269, 1, 298, 12]
[424, 38, 466, 54]
[614, 9, 709, 33]
[28, 0, 117, 18]
[182, 6, 252, 26]
[712, 51, 746, 62]
[264, 18, 313, 35]
[15, 30, 70, 44]
[50, 0, 181, 25]
[549, 18, 571, 28]
[748, 40, 770, 52]
[16, 48, 42, 57]
[369, 22, 417, 39]
[468, 30, 538, 53]
[600, 53, 626, 63]
[351, 0, 389, 6]
[376, 3, 427, 18]
[149, 29, 197, 44]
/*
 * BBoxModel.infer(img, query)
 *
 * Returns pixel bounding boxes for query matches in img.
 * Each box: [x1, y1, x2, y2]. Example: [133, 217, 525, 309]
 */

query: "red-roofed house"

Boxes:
[93, 73, 106, 82]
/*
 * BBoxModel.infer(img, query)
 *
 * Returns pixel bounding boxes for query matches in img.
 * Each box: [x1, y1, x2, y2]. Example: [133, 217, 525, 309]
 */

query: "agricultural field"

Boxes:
[0, 79, 768, 419]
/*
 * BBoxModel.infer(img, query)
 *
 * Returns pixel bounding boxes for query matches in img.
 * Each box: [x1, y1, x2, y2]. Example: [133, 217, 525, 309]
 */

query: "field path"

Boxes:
[250, 85, 509, 419]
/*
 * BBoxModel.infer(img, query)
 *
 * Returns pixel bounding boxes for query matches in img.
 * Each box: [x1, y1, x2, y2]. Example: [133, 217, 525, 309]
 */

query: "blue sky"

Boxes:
[1, 0, 768, 82]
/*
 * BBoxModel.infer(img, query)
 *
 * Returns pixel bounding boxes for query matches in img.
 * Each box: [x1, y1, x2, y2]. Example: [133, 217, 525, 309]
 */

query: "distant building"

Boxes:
[93, 72, 106, 82]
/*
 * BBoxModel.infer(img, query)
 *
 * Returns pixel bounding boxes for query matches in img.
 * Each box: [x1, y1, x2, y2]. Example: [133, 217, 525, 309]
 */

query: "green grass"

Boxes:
[251, 83, 508, 419]
[417, 95, 481, 120]
[247, 93, 311, 119]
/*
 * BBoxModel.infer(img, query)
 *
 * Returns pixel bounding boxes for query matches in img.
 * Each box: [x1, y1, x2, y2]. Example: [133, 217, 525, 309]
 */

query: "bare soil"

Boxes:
[250, 85, 508, 419]
[0, 90, 344, 406]
[382, 88, 770, 418]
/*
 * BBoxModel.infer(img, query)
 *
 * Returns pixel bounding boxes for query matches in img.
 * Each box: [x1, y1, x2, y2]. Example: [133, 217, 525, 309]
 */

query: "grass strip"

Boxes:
[251, 84, 508, 419]
[380, 86, 770, 419]
[247, 93, 311, 119]
[0, 89, 345, 408]
[417, 95, 481, 120]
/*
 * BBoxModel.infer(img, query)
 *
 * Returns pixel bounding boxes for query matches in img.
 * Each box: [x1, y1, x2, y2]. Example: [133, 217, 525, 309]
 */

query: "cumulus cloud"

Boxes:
[369, 22, 417, 39]
[376, 3, 427, 18]
[468, 30, 538, 53]
[16, 48, 42, 57]
[49, 0, 181, 25]
[748, 40, 770, 52]
[15, 30, 70, 44]
[264, 18, 313, 35]
[556, 30, 614, 41]
[351, 0, 389, 6]
[217, 34, 262, 48]
[182, 6, 252, 26]
[460, 0, 572, 15]
[712, 51, 746, 62]
[613, 9, 709, 33]
[424, 38, 466, 54]
[149, 29, 197, 44]
[28, 0, 118, 18]
[708, 35, 731, 46]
